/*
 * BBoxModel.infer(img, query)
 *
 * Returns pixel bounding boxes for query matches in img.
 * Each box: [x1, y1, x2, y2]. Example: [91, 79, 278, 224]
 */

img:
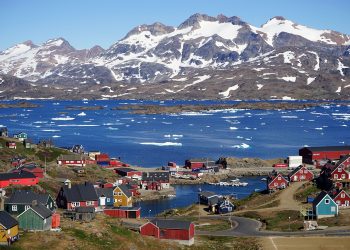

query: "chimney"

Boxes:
[32, 199, 38, 207]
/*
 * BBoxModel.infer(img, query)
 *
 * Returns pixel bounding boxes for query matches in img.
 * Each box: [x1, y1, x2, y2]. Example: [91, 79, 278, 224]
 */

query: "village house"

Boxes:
[330, 166, 350, 181]
[71, 144, 84, 154]
[332, 190, 350, 207]
[141, 172, 170, 190]
[313, 191, 338, 218]
[104, 206, 141, 219]
[185, 158, 215, 170]
[215, 199, 235, 214]
[113, 185, 133, 207]
[267, 173, 289, 191]
[73, 207, 96, 221]
[38, 139, 54, 148]
[0, 171, 39, 188]
[115, 168, 142, 179]
[288, 165, 314, 182]
[23, 139, 36, 149]
[6, 141, 16, 149]
[13, 132, 27, 142]
[5, 190, 55, 215]
[0, 127, 8, 137]
[198, 191, 222, 206]
[0, 211, 19, 245]
[57, 154, 87, 167]
[96, 188, 114, 208]
[140, 219, 195, 246]
[17, 202, 53, 231]
[56, 182, 98, 211]
[88, 150, 101, 160]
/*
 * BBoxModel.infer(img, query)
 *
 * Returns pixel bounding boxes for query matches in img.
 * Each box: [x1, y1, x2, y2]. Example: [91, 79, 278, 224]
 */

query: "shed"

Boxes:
[140, 219, 195, 246]
[104, 206, 141, 219]
[17, 203, 53, 231]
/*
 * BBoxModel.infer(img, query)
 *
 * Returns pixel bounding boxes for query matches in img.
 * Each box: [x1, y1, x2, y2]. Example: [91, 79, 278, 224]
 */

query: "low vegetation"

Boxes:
[190, 236, 261, 250]
[294, 182, 320, 202]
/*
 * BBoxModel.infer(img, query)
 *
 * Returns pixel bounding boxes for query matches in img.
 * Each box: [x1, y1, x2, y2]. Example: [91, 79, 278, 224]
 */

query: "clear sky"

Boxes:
[1, 0, 349, 51]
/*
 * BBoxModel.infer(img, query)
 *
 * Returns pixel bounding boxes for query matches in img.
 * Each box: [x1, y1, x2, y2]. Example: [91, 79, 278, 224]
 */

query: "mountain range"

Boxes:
[1, 13, 350, 100]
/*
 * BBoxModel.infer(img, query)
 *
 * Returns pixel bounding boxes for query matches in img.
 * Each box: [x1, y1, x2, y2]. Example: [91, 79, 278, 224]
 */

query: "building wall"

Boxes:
[160, 228, 191, 241]
[113, 187, 132, 207]
[18, 209, 45, 230]
[0, 225, 19, 244]
[140, 223, 159, 238]
[334, 192, 350, 206]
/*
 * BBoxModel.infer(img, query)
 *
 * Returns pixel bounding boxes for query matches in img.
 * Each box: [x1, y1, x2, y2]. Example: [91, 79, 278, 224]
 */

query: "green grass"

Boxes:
[36, 147, 69, 162]
[234, 192, 260, 207]
[258, 199, 280, 209]
[66, 228, 115, 249]
[197, 220, 231, 231]
[294, 183, 319, 202]
[264, 210, 303, 231]
[189, 236, 261, 250]
[109, 224, 133, 238]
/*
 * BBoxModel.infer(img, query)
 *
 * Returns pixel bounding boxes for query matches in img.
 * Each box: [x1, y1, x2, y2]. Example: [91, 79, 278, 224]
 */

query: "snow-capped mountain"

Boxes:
[0, 13, 350, 100]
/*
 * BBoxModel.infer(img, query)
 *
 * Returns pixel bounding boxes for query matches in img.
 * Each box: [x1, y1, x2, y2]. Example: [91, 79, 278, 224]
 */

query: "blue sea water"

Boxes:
[1, 99, 350, 215]
[1, 100, 350, 167]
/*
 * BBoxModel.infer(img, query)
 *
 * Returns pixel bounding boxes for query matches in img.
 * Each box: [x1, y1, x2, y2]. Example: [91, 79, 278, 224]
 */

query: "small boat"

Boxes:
[239, 182, 248, 187]
[261, 177, 267, 181]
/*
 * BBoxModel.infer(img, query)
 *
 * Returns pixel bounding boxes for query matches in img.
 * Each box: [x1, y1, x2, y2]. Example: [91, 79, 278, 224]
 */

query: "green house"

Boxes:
[5, 190, 55, 215]
[17, 203, 52, 231]
[13, 132, 27, 142]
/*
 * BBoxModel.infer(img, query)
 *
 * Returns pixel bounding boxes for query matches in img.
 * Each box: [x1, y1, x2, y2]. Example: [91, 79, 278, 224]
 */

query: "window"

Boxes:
[71, 202, 80, 207]
[7, 230, 10, 234]
[341, 193, 345, 198]
[277, 177, 281, 180]
[25, 205, 30, 210]
[44, 219, 46, 223]
[12, 205, 17, 211]
[107, 198, 110, 202]
[325, 199, 330, 204]
[331, 206, 336, 212]
[86, 201, 94, 206]
[338, 168, 342, 172]
[334, 174, 338, 179]
[274, 182, 278, 186]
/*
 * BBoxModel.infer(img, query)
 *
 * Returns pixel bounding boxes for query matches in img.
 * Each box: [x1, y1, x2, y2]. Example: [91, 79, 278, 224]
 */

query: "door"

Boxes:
[346, 200, 349, 206]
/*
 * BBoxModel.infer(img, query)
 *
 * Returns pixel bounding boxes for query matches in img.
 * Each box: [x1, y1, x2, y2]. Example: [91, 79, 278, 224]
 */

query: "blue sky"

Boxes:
[1, 0, 349, 51]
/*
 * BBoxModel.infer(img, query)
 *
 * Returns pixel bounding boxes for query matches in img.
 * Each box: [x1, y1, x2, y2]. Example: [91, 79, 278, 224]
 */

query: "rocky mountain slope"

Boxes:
[1, 14, 350, 100]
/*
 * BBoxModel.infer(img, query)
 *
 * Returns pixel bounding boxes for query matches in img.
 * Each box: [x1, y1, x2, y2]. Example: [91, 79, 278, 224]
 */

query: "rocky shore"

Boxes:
[0, 101, 39, 109]
[112, 101, 349, 115]
[65, 105, 105, 110]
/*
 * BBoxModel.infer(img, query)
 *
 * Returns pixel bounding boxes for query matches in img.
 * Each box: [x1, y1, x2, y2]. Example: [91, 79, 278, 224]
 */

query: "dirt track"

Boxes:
[261, 236, 350, 250]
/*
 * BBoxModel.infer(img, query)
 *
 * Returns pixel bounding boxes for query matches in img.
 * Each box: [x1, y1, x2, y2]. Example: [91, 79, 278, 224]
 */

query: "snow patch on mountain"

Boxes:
[308, 51, 320, 71]
[337, 59, 349, 76]
[279, 76, 296, 82]
[219, 85, 239, 98]
[307, 77, 316, 85]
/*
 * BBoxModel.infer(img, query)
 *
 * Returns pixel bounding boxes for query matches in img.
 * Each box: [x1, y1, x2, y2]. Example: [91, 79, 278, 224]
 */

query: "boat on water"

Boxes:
[261, 177, 267, 181]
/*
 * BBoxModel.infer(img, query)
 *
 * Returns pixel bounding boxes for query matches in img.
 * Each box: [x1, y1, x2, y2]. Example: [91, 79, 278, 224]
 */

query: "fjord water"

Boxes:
[1, 100, 350, 167]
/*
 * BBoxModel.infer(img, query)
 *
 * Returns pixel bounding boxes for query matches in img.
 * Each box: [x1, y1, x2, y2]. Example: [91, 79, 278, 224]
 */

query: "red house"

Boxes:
[104, 207, 141, 219]
[185, 158, 215, 170]
[267, 173, 288, 191]
[288, 165, 314, 182]
[0, 171, 39, 188]
[333, 190, 350, 207]
[6, 141, 16, 149]
[331, 167, 350, 181]
[51, 213, 61, 229]
[299, 146, 350, 164]
[56, 182, 98, 211]
[336, 155, 350, 169]
[140, 219, 195, 246]
[57, 154, 87, 167]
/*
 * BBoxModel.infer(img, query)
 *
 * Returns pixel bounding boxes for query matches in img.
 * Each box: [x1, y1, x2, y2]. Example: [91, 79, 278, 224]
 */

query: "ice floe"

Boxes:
[140, 142, 182, 147]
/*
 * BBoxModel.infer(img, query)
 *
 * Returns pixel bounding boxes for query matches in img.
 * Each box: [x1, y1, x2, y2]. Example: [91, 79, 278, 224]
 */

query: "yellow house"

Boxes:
[113, 185, 132, 207]
[0, 211, 19, 245]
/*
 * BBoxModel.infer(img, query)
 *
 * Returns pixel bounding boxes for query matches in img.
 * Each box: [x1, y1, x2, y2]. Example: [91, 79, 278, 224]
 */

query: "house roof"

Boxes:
[336, 155, 350, 167]
[288, 165, 304, 177]
[302, 146, 350, 152]
[62, 182, 98, 202]
[313, 191, 330, 205]
[58, 154, 88, 161]
[187, 158, 215, 163]
[115, 185, 132, 198]
[268, 173, 288, 184]
[0, 211, 17, 229]
[116, 168, 139, 173]
[142, 172, 170, 182]
[150, 219, 192, 230]
[96, 188, 113, 198]
[199, 191, 216, 198]
[5, 190, 50, 205]
[0, 171, 36, 181]
[30, 204, 52, 219]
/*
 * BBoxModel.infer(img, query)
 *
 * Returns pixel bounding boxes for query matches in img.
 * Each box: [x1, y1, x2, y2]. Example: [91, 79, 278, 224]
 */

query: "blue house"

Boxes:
[216, 199, 235, 214]
[96, 188, 113, 208]
[313, 191, 338, 218]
